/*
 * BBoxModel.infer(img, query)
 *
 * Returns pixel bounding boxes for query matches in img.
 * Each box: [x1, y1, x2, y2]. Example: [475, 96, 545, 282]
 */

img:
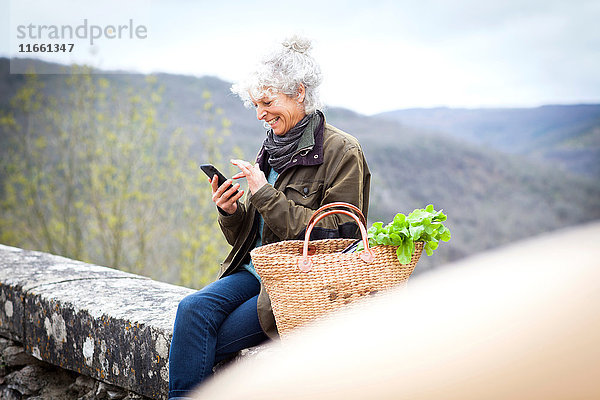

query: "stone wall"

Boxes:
[0, 244, 195, 399]
[1, 334, 149, 399]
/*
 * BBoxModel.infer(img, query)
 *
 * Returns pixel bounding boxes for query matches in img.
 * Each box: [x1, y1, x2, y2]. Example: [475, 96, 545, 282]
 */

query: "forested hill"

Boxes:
[377, 105, 600, 179]
[1, 57, 599, 278]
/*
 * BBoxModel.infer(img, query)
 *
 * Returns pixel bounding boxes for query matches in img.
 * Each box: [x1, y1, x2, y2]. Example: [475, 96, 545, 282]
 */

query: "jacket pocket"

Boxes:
[284, 181, 323, 208]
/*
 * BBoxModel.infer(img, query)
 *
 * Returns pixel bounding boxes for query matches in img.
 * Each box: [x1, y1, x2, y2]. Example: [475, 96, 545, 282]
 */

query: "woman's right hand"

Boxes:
[210, 176, 244, 215]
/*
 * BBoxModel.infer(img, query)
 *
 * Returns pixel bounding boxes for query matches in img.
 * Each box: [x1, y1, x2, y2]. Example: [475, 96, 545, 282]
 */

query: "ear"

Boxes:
[296, 84, 306, 103]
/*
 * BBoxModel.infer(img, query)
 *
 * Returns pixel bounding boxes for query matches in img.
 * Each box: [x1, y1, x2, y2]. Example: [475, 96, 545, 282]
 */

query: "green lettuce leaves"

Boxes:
[357, 204, 451, 264]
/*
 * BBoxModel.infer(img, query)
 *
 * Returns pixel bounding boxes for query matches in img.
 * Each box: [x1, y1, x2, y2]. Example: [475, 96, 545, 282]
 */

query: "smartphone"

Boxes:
[200, 164, 239, 193]
[341, 239, 361, 253]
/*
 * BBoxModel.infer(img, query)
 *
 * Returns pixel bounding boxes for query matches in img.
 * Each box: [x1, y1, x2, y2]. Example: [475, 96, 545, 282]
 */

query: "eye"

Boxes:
[263, 101, 272, 107]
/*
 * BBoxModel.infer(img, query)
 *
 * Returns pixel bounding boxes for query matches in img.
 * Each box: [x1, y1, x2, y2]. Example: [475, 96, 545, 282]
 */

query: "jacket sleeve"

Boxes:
[217, 200, 247, 246]
[250, 145, 367, 241]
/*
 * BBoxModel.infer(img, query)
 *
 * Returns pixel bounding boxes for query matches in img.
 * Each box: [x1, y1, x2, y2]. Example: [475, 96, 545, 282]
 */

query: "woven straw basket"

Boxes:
[251, 202, 423, 337]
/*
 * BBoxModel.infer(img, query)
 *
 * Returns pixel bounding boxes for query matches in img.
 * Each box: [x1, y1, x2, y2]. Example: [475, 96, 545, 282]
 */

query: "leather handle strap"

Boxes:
[305, 202, 367, 231]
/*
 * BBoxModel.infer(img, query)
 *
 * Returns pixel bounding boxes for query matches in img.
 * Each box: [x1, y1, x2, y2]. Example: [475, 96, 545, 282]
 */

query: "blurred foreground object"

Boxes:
[193, 222, 600, 399]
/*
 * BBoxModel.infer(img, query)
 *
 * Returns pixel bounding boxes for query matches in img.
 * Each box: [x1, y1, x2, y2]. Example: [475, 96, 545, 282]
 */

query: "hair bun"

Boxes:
[282, 35, 312, 54]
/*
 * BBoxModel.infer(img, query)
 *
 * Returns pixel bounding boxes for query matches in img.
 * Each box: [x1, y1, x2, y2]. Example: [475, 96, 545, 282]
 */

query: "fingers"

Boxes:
[223, 181, 242, 200]
[231, 159, 251, 168]
[210, 175, 240, 196]
[217, 186, 244, 210]
[231, 159, 261, 179]
[210, 174, 243, 214]
[231, 159, 255, 174]
[231, 159, 268, 195]
[210, 175, 219, 194]
[211, 179, 241, 201]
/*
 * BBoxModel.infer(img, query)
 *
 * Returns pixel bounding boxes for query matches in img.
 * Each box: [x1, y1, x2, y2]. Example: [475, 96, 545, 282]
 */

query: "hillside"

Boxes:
[377, 106, 600, 179]
[2, 57, 600, 274]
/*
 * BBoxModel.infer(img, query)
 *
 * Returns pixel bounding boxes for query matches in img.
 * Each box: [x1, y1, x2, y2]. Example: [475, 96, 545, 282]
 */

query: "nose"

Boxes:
[256, 105, 266, 120]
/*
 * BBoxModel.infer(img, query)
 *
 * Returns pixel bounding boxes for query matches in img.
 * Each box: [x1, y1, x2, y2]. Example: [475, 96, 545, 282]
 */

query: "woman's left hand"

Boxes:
[231, 159, 268, 195]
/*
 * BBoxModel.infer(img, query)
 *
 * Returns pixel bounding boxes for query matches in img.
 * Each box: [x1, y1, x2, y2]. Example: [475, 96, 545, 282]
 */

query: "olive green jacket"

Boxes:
[217, 117, 371, 339]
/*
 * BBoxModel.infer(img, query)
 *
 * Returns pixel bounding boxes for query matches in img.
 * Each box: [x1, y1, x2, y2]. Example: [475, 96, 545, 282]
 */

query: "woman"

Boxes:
[168, 35, 371, 399]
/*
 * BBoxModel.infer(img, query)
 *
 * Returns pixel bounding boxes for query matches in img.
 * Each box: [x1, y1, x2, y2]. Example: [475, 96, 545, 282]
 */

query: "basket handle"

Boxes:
[306, 201, 367, 229]
[298, 202, 373, 272]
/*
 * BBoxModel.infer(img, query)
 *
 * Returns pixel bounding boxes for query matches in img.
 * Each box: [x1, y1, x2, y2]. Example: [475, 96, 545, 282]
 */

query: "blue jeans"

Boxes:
[168, 270, 269, 398]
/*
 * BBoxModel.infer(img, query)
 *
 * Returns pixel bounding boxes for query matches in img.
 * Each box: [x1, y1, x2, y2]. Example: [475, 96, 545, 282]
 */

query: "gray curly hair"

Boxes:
[231, 35, 323, 114]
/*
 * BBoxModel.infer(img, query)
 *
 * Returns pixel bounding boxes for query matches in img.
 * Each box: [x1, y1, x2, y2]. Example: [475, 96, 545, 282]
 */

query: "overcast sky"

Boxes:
[2, 0, 599, 115]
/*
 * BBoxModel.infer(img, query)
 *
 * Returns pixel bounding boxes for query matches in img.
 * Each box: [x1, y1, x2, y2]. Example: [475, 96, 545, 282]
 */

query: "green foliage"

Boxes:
[0, 67, 239, 289]
[358, 205, 451, 264]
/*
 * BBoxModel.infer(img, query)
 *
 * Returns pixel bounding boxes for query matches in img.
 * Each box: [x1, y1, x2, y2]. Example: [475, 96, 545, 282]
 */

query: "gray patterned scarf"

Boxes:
[263, 112, 322, 173]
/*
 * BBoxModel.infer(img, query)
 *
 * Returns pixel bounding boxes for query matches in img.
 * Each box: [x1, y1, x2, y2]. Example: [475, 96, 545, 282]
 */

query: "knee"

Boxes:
[177, 292, 209, 317]
[174, 292, 219, 329]
[177, 293, 195, 313]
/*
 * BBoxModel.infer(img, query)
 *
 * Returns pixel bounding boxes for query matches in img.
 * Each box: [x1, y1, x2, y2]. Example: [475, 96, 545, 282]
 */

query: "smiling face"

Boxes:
[250, 87, 306, 136]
